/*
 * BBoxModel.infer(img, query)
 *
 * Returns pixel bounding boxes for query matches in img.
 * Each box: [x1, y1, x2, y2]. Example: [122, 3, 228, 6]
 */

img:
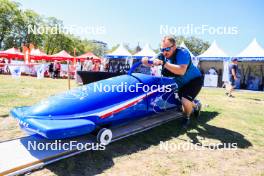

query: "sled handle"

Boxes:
[127, 59, 153, 75]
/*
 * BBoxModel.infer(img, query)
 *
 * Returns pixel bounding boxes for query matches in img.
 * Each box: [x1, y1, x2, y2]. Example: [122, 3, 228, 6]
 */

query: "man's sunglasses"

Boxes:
[160, 45, 174, 52]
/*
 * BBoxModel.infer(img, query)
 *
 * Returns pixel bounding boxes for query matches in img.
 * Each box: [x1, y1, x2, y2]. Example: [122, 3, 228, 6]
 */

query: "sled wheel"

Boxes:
[97, 128, 112, 145]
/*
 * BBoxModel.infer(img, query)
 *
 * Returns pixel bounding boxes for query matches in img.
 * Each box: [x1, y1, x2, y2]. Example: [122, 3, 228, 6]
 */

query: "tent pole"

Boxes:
[67, 59, 71, 90]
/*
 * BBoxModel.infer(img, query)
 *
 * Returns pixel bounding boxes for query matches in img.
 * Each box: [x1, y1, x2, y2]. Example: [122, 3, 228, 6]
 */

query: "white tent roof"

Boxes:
[179, 42, 195, 57]
[236, 38, 264, 58]
[198, 41, 229, 61]
[133, 44, 156, 58]
[106, 44, 132, 59]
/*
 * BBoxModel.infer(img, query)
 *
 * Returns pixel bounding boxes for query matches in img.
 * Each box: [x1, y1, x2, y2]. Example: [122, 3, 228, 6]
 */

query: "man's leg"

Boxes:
[228, 83, 235, 97]
[226, 83, 232, 96]
[181, 97, 195, 117]
[54, 71, 58, 79]
[229, 86, 234, 96]
[179, 76, 203, 128]
[226, 78, 236, 97]
[225, 82, 230, 95]
[181, 97, 195, 127]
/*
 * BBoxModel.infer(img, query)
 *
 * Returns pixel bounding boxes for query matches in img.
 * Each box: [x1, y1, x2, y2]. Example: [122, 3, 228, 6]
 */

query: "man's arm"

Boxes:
[142, 57, 188, 75]
[141, 57, 153, 67]
[163, 62, 187, 76]
[231, 68, 237, 80]
[163, 49, 190, 76]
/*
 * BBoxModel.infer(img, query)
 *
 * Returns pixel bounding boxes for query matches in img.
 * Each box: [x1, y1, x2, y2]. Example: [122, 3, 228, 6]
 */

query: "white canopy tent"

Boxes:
[105, 44, 132, 59]
[198, 40, 229, 61]
[235, 38, 264, 90]
[105, 44, 133, 70]
[132, 44, 158, 75]
[236, 38, 264, 61]
[133, 44, 156, 59]
[198, 41, 230, 87]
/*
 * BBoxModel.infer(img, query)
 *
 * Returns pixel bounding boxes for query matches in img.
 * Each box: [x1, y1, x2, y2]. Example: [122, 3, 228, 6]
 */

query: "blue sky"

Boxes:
[15, 0, 264, 55]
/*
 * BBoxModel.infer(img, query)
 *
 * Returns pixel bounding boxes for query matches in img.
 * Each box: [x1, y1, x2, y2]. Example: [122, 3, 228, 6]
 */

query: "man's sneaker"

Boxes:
[193, 99, 202, 118]
[182, 117, 191, 129]
[228, 94, 235, 98]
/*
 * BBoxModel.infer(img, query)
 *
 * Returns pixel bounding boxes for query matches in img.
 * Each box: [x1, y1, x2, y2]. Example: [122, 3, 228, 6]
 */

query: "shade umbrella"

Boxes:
[77, 52, 101, 62]
[47, 50, 74, 61]
[30, 49, 48, 60]
[47, 50, 74, 90]
[0, 48, 24, 59]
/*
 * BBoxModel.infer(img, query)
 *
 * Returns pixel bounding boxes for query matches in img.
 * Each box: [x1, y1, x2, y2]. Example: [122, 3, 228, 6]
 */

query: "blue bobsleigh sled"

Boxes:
[11, 61, 186, 144]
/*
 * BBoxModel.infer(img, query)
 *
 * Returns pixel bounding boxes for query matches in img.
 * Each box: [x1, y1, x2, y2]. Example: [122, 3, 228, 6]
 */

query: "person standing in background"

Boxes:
[226, 58, 238, 97]
[53, 60, 61, 79]
[48, 62, 54, 78]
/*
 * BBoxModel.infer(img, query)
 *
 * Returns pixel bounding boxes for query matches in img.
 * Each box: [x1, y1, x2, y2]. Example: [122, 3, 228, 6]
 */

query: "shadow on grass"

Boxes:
[0, 114, 9, 118]
[47, 111, 252, 176]
[186, 111, 252, 149]
[247, 98, 264, 102]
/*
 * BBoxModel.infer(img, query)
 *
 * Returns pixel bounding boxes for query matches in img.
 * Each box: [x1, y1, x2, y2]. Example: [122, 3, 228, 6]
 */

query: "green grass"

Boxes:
[0, 75, 76, 118]
[0, 74, 264, 176]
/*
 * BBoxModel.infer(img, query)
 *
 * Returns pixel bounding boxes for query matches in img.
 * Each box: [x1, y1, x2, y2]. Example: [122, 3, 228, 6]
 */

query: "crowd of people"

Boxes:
[81, 59, 104, 72]
[0, 57, 108, 79]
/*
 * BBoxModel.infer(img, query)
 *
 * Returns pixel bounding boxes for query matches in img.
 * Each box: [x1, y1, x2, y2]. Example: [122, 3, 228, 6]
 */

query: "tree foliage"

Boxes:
[0, 0, 107, 56]
[175, 36, 210, 56]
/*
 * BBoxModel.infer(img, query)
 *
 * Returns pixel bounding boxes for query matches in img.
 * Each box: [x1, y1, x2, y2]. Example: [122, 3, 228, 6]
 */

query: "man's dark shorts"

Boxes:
[230, 77, 236, 86]
[178, 76, 203, 102]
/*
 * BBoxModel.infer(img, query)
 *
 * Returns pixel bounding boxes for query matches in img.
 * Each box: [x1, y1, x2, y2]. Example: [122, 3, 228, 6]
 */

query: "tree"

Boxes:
[19, 10, 44, 47]
[0, 0, 20, 49]
[152, 36, 209, 55]
[82, 40, 107, 57]
[8, 9, 44, 49]
[42, 17, 64, 54]
[108, 44, 119, 54]
[41, 18, 107, 56]
[175, 36, 210, 56]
